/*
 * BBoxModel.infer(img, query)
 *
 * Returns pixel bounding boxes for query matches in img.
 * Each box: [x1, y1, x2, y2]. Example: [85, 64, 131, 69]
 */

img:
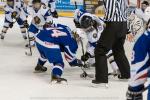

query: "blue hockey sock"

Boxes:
[52, 65, 63, 77]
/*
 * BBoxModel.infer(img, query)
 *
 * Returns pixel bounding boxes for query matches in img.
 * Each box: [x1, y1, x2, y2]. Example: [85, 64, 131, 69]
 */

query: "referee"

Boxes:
[92, 0, 130, 84]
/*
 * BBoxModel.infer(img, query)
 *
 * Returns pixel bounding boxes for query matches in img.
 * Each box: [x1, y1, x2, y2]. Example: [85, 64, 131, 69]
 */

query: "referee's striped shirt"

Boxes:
[103, 0, 128, 22]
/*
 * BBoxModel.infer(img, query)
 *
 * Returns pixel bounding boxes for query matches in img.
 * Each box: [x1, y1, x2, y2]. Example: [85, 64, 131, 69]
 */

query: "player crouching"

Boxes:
[73, 9, 120, 77]
[34, 19, 83, 83]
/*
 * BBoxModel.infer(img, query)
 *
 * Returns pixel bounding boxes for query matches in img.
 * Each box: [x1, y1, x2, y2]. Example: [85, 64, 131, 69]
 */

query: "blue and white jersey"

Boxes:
[41, 0, 56, 12]
[134, 7, 150, 22]
[84, 24, 104, 56]
[4, 0, 26, 23]
[36, 24, 74, 48]
[20, 0, 28, 16]
[74, 9, 105, 56]
[29, 0, 56, 12]
[85, 25, 104, 45]
[132, 30, 150, 64]
[26, 5, 52, 30]
[36, 23, 78, 63]
[130, 30, 150, 84]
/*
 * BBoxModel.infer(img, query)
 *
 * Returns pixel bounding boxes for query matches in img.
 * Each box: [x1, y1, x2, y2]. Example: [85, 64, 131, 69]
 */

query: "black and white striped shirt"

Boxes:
[103, 0, 128, 22]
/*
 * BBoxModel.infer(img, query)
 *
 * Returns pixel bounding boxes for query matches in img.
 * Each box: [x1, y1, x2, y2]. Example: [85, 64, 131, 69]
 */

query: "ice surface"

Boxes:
[0, 15, 147, 100]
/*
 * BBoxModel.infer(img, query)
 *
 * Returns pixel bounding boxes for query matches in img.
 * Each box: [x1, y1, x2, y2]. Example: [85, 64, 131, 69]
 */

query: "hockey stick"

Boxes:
[25, 28, 32, 56]
[74, 1, 77, 9]
[80, 39, 94, 78]
[73, 1, 93, 78]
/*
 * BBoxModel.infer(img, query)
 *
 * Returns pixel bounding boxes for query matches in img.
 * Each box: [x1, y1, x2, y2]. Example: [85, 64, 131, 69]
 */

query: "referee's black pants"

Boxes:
[94, 21, 130, 83]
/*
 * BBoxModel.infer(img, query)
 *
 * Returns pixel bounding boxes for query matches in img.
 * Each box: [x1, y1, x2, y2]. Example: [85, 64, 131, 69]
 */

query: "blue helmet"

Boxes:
[74, 9, 87, 22]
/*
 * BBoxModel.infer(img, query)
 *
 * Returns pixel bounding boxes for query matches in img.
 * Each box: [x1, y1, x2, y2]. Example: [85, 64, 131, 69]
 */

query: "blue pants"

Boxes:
[36, 42, 64, 77]
[52, 32, 78, 65]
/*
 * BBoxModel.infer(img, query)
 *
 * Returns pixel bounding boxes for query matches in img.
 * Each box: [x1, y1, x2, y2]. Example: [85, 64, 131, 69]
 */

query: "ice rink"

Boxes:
[0, 15, 147, 100]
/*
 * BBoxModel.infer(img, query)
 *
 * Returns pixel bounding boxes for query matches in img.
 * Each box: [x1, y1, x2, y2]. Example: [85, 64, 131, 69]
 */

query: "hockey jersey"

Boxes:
[26, 5, 52, 30]
[35, 24, 76, 48]
[4, 0, 26, 23]
[135, 7, 150, 22]
[131, 30, 150, 79]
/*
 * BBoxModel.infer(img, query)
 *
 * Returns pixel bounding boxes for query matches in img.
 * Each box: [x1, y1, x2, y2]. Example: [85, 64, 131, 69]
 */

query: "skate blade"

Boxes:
[108, 74, 118, 79]
[25, 45, 35, 48]
[87, 74, 94, 78]
[50, 80, 68, 85]
[33, 70, 46, 73]
[108, 73, 118, 76]
[118, 79, 129, 82]
[90, 83, 109, 88]
[80, 73, 94, 79]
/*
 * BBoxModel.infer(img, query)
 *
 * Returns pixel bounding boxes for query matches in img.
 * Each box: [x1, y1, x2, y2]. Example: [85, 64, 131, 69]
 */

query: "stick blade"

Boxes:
[25, 52, 32, 56]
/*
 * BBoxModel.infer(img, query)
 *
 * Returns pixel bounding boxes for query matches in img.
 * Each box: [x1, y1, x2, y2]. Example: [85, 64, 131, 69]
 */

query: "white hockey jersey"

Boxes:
[4, 0, 26, 23]
[135, 6, 150, 23]
[26, 6, 52, 30]
[41, 0, 56, 12]
[85, 25, 104, 56]
[84, 25, 104, 44]
[29, 0, 56, 12]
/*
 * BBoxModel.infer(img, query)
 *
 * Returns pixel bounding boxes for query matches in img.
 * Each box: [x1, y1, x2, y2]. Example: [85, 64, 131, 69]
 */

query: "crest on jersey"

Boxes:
[93, 33, 97, 38]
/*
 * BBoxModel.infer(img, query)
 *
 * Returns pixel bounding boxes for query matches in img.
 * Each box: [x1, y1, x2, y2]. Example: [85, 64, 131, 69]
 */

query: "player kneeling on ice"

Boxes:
[126, 19, 150, 100]
[34, 19, 83, 83]
[0, 0, 29, 40]
[73, 9, 120, 77]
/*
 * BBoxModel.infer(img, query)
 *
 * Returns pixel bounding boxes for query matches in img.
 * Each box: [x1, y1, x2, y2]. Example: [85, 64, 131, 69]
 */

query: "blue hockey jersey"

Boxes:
[35, 24, 77, 50]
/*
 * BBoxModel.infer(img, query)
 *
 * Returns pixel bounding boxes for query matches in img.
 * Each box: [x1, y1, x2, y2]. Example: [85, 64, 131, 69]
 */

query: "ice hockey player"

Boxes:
[29, 0, 58, 18]
[25, 0, 53, 47]
[0, 0, 29, 40]
[126, 18, 150, 100]
[34, 18, 83, 83]
[134, 1, 149, 23]
[73, 9, 120, 77]
[41, 0, 58, 18]
[20, 0, 29, 17]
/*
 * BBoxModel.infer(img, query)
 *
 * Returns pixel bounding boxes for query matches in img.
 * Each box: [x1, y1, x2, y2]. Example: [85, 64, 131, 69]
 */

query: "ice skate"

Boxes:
[50, 75, 67, 84]
[34, 64, 47, 73]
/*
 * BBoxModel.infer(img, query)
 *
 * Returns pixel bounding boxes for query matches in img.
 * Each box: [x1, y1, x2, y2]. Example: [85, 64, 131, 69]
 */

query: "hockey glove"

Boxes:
[51, 10, 58, 18]
[11, 11, 18, 19]
[74, 19, 81, 28]
[81, 52, 92, 62]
